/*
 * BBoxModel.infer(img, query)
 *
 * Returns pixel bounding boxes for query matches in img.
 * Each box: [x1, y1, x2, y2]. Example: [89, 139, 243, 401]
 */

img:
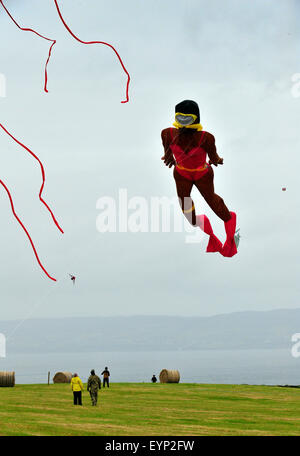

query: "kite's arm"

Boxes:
[161, 129, 175, 168]
[206, 133, 223, 166]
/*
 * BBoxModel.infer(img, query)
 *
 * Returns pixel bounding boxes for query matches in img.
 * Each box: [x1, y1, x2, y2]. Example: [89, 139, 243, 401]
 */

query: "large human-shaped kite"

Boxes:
[161, 100, 238, 257]
[0, 0, 131, 280]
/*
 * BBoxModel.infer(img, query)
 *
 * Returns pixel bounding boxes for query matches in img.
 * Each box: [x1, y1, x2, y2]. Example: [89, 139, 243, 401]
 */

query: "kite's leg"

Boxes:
[194, 168, 231, 222]
[221, 212, 237, 257]
[194, 168, 237, 257]
[174, 169, 222, 252]
[174, 169, 195, 221]
[196, 215, 223, 253]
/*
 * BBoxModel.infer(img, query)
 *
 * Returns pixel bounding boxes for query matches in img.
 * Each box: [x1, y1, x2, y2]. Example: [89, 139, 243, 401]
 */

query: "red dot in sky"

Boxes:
[282, 188, 286, 191]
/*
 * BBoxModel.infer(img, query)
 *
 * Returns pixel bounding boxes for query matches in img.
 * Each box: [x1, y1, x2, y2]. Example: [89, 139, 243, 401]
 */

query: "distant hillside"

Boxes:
[0, 308, 299, 354]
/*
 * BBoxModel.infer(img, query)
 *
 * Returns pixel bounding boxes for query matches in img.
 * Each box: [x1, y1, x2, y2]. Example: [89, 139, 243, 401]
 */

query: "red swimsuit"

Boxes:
[169, 129, 210, 181]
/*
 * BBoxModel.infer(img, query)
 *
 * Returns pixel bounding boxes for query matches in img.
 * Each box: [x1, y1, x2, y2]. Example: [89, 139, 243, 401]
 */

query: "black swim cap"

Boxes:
[175, 100, 200, 123]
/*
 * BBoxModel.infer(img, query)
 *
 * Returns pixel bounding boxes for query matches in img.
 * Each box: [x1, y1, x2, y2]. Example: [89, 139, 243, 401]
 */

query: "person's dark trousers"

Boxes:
[73, 391, 82, 405]
[103, 378, 109, 388]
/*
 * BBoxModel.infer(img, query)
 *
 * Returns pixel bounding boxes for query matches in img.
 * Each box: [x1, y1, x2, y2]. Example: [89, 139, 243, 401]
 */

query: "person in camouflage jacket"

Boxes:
[87, 369, 101, 406]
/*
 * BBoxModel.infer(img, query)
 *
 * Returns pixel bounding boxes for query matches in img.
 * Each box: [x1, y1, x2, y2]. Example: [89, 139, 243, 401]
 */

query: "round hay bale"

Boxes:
[0, 371, 15, 387]
[53, 371, 73, 384]
[159, 369, 180, 383]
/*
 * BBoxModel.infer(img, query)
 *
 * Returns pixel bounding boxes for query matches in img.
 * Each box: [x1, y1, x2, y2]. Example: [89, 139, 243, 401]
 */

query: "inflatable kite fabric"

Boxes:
[161, 99, 239, 257]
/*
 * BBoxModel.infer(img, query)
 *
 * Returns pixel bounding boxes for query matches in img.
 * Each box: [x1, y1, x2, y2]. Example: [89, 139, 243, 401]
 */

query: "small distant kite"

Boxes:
[282, 187, 286, 191]
[69, 274, 76, 285]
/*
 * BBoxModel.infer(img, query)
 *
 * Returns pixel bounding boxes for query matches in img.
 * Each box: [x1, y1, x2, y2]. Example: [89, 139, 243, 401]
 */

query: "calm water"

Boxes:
[0, 349, 299, 385]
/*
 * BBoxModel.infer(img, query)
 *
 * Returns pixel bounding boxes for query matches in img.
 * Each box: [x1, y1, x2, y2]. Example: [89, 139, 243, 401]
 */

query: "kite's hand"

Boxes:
[161, 156, 175, 168]
[209, 157, 224, 166]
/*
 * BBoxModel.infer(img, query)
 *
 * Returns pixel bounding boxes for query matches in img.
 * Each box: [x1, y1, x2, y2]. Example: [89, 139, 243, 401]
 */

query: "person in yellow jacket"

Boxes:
[71, 373, 84, 405]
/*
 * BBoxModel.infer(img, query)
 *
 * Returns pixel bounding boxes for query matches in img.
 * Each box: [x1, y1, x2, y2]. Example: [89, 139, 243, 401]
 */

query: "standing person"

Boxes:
[151, 375, 157, 383]
[87, 369, 101, 406]
[71, 373, 84, 405]
[161, 99, 238, 257]
[101, 367, 110, 388]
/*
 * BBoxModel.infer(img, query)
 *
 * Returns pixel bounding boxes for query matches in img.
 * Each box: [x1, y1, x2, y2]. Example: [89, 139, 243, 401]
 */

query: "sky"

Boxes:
[0, 0, 299, 320]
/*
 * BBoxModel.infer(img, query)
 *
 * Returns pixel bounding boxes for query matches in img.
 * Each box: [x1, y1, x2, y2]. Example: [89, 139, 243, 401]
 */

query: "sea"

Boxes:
[1, 349, 299, 385]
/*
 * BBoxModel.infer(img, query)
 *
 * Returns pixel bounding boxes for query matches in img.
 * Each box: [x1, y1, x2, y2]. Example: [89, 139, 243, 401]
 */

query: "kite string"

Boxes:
[0, 179, 56, 281]
[53, 0, 130, 103]
[0, 0, 56, 93]
[0, 123, 64, 234]
[5, 275, 68, 342]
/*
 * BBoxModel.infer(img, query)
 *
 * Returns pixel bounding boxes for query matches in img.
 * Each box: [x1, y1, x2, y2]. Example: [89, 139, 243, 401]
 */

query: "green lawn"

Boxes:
[0, 383, 300, 436]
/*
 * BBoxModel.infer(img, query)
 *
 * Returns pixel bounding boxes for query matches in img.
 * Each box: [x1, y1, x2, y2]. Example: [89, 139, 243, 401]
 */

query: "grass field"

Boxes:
[0, 383, 300, 436]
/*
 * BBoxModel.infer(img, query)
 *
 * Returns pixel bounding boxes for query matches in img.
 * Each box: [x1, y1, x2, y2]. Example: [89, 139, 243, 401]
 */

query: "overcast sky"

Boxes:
[0, 0, 299, 320]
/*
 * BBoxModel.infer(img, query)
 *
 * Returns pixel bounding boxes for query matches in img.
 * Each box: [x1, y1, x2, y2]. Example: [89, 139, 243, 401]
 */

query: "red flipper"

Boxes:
[221, 212, 237, 257]
[206, 234, 223, 253]
[196, 215, 223, 253]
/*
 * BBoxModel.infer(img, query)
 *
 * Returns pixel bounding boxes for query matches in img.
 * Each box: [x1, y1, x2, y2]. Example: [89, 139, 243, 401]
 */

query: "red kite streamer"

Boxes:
[53, 0, 130, 103]
[0, 0, 56, 93]
[0, 0, 131, 99]
[0, 180, 56, 281]
[0, 0, 130, 279]
[0, 123, 63, 234]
